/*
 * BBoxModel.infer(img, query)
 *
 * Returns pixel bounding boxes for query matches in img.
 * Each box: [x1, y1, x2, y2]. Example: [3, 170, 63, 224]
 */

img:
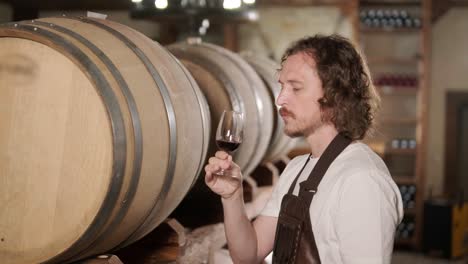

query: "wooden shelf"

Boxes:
[358, 0, 429, 251]
[385, 148, 417, 155]
[404, 207, 417, 215]
[393, 176, 416, 184]
[377, 85, 418, 95]
[368, 57, 420, 65]
[360, 0, 421, 7]
[395, 237, 415, 246]
[380, 118, 418, 125]
[360, 27, 421, 34]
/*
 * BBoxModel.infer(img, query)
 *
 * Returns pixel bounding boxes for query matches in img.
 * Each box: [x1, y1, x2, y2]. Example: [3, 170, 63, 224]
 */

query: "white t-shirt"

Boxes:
[261, 142, 404, 264]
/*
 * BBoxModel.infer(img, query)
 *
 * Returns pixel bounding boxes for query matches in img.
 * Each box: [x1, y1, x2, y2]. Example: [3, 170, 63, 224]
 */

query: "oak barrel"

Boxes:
[0, 17, 210, 264]
[168, 40, 274, 176]
[241, 52, 296, 162]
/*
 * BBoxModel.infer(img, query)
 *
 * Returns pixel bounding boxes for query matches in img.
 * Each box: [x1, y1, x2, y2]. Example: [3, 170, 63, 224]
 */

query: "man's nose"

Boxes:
[276, 89, 287, 106]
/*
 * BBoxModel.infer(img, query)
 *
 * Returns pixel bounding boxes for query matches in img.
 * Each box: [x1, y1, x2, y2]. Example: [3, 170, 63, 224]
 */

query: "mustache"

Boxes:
[279, 107, 294, 118]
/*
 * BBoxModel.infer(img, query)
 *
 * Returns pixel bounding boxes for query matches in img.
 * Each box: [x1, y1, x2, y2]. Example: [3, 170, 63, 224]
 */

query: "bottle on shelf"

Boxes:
[396, 216, 416, 240]
[360, 8, 421, 30]
[398, 184, 417, 209]
[374, 73, 418, 88]
[389, 138, 417, 150]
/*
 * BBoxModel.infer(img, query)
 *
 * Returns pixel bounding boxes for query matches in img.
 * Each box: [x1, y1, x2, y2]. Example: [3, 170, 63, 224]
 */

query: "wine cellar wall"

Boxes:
[358, 0, 430, 249]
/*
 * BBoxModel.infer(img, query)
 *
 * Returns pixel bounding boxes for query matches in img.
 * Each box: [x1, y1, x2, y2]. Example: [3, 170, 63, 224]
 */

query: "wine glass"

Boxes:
[214, 110, 244, 176]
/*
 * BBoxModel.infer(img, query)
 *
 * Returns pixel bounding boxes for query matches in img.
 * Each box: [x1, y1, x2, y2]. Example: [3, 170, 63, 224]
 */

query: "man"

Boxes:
[205, 34, 403, 264]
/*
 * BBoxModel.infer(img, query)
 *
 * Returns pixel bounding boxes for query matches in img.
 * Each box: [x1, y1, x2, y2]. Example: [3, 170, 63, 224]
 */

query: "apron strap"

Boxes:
[286, 153, 312, 195]
[298, 133, 352, 199]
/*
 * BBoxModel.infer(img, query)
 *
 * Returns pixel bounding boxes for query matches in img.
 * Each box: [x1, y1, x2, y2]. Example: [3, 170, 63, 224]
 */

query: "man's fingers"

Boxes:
[205, 163, 220, 173]
[208, 156, 226, 165]
[220, 159, 232, 170]
[204, 164, 219, 185]
[208, 156, 218, 165]
[208, 155, 233, 171]
[205, 172, 214, 184]
[215, 151, 230, 159]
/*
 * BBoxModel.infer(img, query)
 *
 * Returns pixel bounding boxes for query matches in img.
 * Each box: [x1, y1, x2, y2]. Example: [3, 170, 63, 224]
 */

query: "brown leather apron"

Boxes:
[272, 134, 351, 264]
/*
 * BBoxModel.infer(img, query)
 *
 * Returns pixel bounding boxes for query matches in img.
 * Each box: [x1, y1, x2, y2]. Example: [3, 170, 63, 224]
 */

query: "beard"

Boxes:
[284, 120, 323, 138]
[279, 108, 300, 137]
[284, 123, 304, 138]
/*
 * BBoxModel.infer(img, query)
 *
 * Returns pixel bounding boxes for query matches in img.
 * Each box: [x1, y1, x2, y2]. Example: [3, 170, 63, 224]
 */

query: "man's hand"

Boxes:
[204, 151, 242, 199]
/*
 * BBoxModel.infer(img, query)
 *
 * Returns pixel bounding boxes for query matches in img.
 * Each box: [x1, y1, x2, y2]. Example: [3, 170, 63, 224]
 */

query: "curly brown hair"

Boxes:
[281, 34, 380, 140]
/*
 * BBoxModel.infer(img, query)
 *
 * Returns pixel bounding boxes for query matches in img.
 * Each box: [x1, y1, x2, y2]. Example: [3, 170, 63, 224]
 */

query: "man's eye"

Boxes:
[293, 87, 302, 92]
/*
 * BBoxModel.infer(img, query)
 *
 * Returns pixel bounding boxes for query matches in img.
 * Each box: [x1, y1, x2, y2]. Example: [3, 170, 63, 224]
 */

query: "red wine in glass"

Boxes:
[216, 139, 241, 152]
[214, 110, 244, 176]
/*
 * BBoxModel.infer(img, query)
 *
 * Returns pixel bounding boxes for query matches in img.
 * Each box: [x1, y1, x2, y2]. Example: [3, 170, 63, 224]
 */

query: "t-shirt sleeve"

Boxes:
[335, 172, 398, 264]
[259, 168, 289, 217]
[259, 190, 281, 217]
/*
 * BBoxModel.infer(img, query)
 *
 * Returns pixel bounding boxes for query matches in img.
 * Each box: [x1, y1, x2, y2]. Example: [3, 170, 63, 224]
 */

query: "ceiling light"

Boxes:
[243, 0, 255, 4]
[155, 0, 168, 9]
[223, 0, 241, 10]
